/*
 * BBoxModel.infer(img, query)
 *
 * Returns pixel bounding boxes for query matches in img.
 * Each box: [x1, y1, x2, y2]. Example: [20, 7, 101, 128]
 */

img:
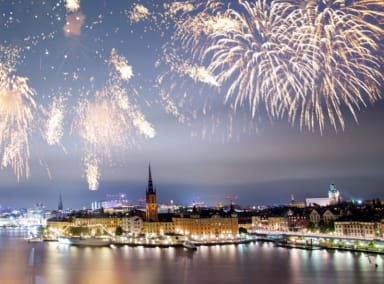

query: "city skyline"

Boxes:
[0, 1, 383, 208]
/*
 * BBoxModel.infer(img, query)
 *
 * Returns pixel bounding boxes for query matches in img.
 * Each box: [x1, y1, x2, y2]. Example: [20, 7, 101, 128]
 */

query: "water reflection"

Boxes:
[0, 230, 383, 284]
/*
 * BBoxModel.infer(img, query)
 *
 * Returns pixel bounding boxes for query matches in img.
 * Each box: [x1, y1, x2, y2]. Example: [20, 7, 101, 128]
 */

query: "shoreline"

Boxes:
[50, 237, 384, 254]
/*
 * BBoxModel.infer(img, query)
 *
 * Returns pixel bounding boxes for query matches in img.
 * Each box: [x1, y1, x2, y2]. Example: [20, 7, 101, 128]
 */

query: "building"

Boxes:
[73, 216, 122, 235]
[145, 164, 158, 222]
[58, 192, 63, 211]
[306, 184, 342, 207]
[142, 219, 175, 235]
[328, 184, 341, 205]
[122, 216, 143, 235]
[335, 220, 380, 238]
[288, 194, 306, 208]
[172, 208, 239, 240]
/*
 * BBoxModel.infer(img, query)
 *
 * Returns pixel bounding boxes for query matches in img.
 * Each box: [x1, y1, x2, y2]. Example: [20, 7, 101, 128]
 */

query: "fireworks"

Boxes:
[110, 48, 134, 81]
[45, 96, 65, 146]
[74, 49, 155, 190]
[129, 4, 151, 23]
[0, 0, 382, 189]
[0, 66, 36, 181]
[161, 0, 384, 133]
[65, 0, 81, 13]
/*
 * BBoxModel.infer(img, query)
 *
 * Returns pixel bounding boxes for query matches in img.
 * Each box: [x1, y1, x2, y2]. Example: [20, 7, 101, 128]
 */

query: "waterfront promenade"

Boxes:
[251, 230, 384, 254]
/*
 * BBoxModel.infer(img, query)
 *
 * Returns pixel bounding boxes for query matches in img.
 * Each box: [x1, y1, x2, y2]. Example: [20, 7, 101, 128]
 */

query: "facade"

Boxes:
[334, 221, 380, 238]
[145, 164, 158, 222]
[142, 221, 175, 235]
[46, 218, 73, 239]
[73, 216, 122, 234]
[328, 184, 341, 205]
[306, 184, 342, 207]
[322, 209, 339, 224]
[251, 215, 287, 232]
[173, 213, 239, 239]
[309, 209, 321, 226]
[122, 216, 143, 235]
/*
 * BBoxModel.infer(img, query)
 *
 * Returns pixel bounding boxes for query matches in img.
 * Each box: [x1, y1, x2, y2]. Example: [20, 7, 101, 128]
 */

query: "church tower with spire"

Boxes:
[58, 192, 63, 211]
[145, 164, 158, 221]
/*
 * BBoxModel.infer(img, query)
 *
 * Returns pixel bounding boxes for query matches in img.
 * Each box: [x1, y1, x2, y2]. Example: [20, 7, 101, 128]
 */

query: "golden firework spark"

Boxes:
[0, 67, 36, 180]
[74, 50, 155, 190]
[161, 0, 383, 133]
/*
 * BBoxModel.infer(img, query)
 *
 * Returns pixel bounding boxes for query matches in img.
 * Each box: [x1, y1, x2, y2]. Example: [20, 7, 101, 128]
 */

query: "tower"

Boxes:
[58, 192, 63, 211]
[328, 184, 341, 205]
[146, 164, 158, 221]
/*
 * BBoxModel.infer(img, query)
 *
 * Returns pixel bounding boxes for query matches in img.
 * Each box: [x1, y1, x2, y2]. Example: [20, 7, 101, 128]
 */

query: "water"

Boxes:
[0, 229, 383, 284]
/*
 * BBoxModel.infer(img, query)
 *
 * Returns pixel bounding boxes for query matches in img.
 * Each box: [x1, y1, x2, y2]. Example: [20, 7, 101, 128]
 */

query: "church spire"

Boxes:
[147, 163, 155, 193]
[58, 192, 63, 211]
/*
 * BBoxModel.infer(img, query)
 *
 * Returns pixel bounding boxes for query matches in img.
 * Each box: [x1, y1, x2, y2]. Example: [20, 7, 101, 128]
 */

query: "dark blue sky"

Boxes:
[0, 0, 383, 209]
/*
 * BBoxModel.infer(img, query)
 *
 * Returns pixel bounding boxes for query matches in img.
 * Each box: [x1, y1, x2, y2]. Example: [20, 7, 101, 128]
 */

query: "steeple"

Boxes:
[58, 192, 63, 211]
[147, 163, 155, 193]
[145, 163, 158, 221]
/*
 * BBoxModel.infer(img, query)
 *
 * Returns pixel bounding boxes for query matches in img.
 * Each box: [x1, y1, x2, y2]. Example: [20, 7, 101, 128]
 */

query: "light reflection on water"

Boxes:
[0, 230, 383, 284]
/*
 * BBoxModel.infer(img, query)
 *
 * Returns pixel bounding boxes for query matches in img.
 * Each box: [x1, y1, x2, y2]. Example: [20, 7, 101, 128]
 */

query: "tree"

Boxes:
[115, 226, 123, 236]
[239, 227, 247, 234]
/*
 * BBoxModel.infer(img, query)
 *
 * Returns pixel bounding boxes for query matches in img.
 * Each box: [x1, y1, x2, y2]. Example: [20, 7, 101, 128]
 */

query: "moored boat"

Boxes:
[58, 236, 112, 247]
[183, 240, 197, 250]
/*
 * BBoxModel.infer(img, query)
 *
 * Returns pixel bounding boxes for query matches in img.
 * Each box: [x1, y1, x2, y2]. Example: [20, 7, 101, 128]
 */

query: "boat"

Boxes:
[183, 240, 197, 250]
[25, 233, 44, 243]
[25, 236, 44, 243]
[58, 236, 112, 247]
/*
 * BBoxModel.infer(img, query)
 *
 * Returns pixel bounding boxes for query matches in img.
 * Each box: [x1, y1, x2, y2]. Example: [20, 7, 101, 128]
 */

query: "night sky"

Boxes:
[0, 0, 383, 209]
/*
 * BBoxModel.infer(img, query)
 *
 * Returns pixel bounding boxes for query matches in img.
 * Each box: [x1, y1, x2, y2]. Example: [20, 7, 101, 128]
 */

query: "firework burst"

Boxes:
[45, 96, 66, 146]
[74, 49, 155, 190]
[0, 66, 36, 180]
[161, 0, 384, 133]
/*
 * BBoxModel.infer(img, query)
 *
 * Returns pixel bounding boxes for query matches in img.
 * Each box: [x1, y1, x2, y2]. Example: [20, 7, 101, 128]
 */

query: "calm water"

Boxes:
[0, 229, 383, 284]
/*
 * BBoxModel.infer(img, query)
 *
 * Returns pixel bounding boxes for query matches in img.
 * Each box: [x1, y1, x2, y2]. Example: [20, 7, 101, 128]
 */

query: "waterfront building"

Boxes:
[122, 216, 143, 235]
[46, 217, 72, 237]
[73, 216, 122, 235]
[142, 219, 175, 235]
[172, 208, 239, 239]
[285, 209, 309, 232]
[334, 220, 381, 238]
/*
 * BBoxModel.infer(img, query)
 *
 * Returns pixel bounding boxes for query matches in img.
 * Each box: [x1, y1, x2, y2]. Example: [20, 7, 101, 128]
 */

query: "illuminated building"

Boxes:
[306, 184, 342, 207]
[122, 216, 143, 235]
[142, 221, 175, 235]
[73, 216, 122, 235]
[172, 208, 239, 239]
[335, 220, 381, 238]
[145, 164, 158, 222]
[91, 193, 132, 213]
[328, 184, 341, 205]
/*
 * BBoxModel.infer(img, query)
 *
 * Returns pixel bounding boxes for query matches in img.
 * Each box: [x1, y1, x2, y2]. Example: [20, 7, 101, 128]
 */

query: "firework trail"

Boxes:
[273, 0, 384, 131]
[74, 49, 155, 190]
[45, 96, 65, 146]
[0, 61, 36, 180]
[161, 0, 383, 133]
